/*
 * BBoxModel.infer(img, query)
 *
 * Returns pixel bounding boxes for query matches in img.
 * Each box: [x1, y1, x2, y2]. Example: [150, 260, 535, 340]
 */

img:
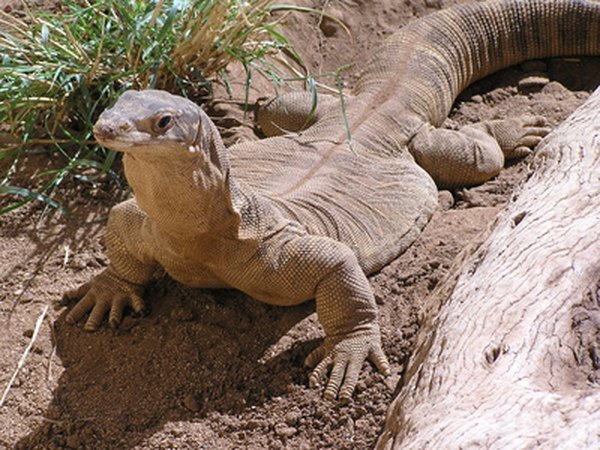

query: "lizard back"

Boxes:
[230, 0, 600, 273]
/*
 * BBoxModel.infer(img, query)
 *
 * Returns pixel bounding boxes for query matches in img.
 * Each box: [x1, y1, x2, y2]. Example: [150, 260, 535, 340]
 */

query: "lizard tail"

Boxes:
[354, 0, 600, 126]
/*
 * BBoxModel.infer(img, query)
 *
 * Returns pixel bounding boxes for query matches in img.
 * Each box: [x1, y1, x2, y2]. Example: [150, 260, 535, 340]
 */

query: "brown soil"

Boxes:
[1, 1, 599, 449]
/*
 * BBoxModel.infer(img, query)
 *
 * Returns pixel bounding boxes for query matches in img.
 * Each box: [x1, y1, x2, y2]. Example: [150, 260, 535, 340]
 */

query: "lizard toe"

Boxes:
[108, 296, 129, 328]
[84, 300, 112, 331]
[309, 353, 332, 389]
[338, 359, 362, 401]
[129, 294, 147, 316]
[305, 344, 327, 369]
[62, 280, 93, 305]
[65, 293, 97, 325]
[324, 357, 349, 400]
[369, 344, 391, 376]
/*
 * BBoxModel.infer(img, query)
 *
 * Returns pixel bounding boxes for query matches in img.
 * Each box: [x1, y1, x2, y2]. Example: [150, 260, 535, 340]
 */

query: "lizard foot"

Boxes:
[63, 268, 146, 331]
[486, 115, 552, 160]
[305, 326, 390, 401]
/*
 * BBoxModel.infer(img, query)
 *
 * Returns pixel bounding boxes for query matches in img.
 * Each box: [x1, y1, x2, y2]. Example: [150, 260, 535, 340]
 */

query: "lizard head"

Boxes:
[94, 88, 231, 180]
[94, 89, 210, 155]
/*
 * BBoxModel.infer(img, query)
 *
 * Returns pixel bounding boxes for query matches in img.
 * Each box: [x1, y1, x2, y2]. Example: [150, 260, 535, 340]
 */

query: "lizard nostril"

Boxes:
[94, 120, 132, 142]
[93, 123, 116, 142]
[119, 122, 132, 133]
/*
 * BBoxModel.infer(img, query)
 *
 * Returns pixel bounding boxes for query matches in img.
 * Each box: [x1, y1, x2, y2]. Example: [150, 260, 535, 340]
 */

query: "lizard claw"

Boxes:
[64, 268, 145, 331]
[305, 327, 390, 401]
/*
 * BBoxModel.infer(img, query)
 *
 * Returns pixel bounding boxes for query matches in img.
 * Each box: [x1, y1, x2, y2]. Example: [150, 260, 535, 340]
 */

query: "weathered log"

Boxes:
[377, 87, 600, 449]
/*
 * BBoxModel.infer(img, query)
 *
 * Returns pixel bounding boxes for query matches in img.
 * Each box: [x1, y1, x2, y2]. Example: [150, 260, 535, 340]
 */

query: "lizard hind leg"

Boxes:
[257, 91, 339, 137]
[408, 116, 551, 189]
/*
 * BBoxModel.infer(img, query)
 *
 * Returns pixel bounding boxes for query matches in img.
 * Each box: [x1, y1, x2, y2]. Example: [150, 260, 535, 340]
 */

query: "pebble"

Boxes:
[384, 373, 401, 391]
[274, 422, 297, 438]
[355, 380, 367, 392]
[541, 80, 569, 95]
[518, 75, 550, 93]
[319, 17, 338, 37]
[182, 393, 200, 412]
[438, 190, 455, 210]
[284, 410, 301, 426]
[170, 306, 194, 322]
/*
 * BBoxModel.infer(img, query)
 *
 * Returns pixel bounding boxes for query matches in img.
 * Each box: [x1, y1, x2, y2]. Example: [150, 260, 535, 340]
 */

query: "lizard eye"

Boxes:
[155, 114, 173, 132]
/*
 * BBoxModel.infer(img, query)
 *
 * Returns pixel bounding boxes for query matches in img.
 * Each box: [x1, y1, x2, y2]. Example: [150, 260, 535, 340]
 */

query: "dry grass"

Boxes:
[0, 0, 291, 213]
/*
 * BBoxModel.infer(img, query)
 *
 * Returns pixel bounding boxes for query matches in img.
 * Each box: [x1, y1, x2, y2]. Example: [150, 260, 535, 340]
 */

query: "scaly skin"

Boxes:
[64, 0, 600, 400]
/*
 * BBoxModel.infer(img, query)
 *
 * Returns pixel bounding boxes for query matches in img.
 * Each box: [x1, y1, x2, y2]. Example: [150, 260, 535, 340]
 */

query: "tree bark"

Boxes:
[377, 87, 600, 449]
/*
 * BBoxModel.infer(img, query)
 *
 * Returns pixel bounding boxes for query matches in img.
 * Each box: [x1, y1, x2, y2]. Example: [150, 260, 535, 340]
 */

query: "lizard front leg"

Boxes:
[64, 198, 157, 330]
[307, 249, 391, 401]
[249, 234, 390, 400]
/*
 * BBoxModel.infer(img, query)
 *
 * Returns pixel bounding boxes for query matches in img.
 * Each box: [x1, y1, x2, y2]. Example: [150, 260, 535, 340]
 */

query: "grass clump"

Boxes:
[0, 0, 290, 214]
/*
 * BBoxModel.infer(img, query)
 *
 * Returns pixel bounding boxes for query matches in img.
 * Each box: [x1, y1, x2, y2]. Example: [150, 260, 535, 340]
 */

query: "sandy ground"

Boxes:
[1, 0, 599, 448]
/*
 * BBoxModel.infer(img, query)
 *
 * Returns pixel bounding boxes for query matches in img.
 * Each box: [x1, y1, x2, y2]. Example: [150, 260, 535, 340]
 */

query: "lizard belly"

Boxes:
[156, 231, 314, 306]
[148, 224, 313, 305]
[159, 250, 313, 306]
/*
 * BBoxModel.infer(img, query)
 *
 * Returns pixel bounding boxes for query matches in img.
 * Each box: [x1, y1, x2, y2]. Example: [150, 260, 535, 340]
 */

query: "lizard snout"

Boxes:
[93, 117, 133, 143]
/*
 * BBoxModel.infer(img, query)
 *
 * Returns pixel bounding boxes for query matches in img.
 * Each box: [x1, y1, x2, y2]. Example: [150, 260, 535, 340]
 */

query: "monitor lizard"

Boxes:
[64, 0, 600, 400]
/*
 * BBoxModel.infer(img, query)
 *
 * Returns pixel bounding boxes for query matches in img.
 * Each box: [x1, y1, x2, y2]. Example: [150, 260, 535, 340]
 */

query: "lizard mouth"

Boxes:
[93, 125, 152, 152]
[94, 138, 135, 152]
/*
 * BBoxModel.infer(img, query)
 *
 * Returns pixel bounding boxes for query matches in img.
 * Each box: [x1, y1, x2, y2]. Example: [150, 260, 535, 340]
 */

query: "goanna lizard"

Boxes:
[64, 0, 600, 400]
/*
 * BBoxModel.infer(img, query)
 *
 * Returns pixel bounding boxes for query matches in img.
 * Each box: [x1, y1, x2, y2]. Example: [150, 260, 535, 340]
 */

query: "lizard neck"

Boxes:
[123, 149, 252, 238]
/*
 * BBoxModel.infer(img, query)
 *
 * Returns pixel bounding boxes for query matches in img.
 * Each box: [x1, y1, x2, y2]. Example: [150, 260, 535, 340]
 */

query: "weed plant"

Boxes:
[0, 0, 292, 214]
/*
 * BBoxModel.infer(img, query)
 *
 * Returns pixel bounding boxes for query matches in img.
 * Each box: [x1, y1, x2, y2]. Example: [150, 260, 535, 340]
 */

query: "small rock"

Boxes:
[384, 372, 401, 391]
[182, 393, 200, 412]
[438, 190, 454, 210]
[518, 74, 550, 93]
[355, 417, 371, 430]
[355, 380, 367, 392]
[375, 403, 389, 416]
[319, 17, 339, 37]
[170, 306, 194, 322]
[442, 118, 459, 130]
[274, 422, 297, 438]
[471, 94, 483, 103]
[541, 80, 569, 95]
[246, 419, 266, 429]
[23, 329, 34, 338]
[284, 410, 301, 426]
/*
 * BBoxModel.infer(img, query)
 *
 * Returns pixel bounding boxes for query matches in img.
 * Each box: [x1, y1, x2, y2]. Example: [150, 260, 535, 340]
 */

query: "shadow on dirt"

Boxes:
[456, 57, 600, 104]
[16, 278, 316, 448]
